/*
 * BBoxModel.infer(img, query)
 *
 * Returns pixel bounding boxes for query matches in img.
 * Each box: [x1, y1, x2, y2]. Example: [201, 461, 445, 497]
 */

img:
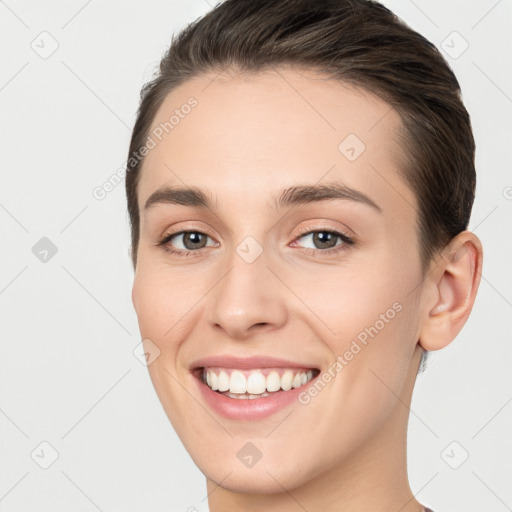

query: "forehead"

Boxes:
[136, 67, 416, 220]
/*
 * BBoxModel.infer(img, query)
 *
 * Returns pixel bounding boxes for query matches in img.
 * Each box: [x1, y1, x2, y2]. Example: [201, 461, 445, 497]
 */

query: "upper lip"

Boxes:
[189, 355, 319, 371]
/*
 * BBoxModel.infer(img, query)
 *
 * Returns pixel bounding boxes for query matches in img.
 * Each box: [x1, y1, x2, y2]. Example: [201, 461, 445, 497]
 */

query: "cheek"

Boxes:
[284, 257, 414, 345]
[131, 263, 204, 341]
[131, 268, 207, 435]
[132, 272, 166, 338]
[284, 257, 421, 404]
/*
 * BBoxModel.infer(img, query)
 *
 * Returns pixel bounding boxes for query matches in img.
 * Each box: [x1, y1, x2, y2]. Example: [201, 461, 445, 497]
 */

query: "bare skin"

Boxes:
[130, 67, 482, 511]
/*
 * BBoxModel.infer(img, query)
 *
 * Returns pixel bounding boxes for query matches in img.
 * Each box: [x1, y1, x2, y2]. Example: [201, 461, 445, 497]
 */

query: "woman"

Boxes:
[125, 1, 482, 510]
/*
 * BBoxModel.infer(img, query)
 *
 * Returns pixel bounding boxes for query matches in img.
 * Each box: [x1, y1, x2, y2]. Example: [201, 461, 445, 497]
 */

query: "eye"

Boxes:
[156, 227, 354, 257]
[157, 230, 217, 255]
[292, 229, 354, 254]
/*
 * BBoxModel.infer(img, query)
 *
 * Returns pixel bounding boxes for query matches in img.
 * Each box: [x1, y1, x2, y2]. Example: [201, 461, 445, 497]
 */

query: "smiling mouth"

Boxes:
[197, 367, 320, 399]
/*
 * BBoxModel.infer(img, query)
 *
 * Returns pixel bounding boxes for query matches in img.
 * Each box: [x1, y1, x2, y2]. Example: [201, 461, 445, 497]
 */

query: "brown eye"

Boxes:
[296, 230, 353, 251]
[180, 232, 208, 250]
[159, 231, 216, 252]
[310, 231, 338, 249]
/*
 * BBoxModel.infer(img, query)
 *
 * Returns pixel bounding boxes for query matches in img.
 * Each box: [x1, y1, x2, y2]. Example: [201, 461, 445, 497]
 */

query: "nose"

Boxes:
[207, 247, 288, 340]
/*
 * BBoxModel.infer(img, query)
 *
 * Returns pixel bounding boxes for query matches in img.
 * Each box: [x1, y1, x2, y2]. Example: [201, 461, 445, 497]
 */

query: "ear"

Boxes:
[419, 231, 483, 351]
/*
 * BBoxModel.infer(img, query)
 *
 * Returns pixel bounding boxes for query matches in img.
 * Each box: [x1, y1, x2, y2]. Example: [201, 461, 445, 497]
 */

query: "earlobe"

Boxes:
[419, 231, 483, 351]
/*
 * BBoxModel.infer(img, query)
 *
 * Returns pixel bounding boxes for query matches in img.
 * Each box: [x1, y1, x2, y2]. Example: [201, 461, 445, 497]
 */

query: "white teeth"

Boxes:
[281, 370, 293, 391]
[217, 370, 230, 392]
[266, 371, 281, 392]
[229, 370, 247, 394]
[247, 372, 267, 394]
[292, 373, 302, 388]
[203, 367, 316, 396]
[210, 372, 218, 391]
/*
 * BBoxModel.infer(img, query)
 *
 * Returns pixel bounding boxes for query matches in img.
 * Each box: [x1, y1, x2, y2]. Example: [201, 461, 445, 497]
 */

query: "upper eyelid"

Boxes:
[162, 218, 352, 236]
[161, 226, 349, 238]
[158, 222, 215, 240]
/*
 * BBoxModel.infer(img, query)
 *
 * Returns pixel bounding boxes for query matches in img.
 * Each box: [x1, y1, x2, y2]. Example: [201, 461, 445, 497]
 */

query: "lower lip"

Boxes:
[194, 372, 314, 421]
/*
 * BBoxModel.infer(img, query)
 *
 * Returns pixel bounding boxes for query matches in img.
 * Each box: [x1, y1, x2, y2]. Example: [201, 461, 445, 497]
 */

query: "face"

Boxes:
[131, 67, 428, 493]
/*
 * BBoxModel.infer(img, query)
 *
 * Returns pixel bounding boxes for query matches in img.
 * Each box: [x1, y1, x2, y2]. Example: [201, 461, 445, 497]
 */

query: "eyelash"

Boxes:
[156, 227, 355, 258]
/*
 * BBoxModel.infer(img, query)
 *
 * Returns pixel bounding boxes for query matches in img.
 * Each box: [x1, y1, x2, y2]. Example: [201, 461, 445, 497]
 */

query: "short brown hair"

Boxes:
[125, 0, 476, 270]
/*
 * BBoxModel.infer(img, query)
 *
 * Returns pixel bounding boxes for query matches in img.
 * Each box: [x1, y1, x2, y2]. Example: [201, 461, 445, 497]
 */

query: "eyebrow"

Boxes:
[144, 183, 381, 212]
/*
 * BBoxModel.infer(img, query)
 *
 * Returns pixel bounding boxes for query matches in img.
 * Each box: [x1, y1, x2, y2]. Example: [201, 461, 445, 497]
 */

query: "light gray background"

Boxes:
[1, 1, 511, 511]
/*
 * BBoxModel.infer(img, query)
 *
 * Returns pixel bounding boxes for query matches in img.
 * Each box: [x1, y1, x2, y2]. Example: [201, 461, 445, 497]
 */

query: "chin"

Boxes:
[202, 462, 311, 495]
